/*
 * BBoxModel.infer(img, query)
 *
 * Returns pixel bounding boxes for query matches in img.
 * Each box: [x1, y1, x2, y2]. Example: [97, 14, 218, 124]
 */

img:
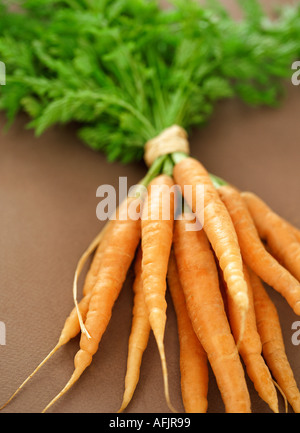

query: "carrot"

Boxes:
[81, 224, 112, 297]
[218, 185, 300, 316]
[65, 202, 131, 343]
[167, 250, 208, 413]
[73, 198, 132, 336]
[118, 248, 151, 413]
[249, 269, 300, 413]
[141, 174, 176, 412]
[173, 213, 251, 413]
[173, 157, 249, 344]
[269, 212, 300, 244]
[284, 221, 300, 243]
[42, 198, 141, 412]
[225, 263, 279, 412]
[241, 191, 300, 282]
[0, 220, 112, 411]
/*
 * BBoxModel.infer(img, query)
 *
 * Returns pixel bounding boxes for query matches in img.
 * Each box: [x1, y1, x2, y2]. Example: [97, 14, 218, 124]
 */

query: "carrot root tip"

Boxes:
[0, 343, 62, 411]
[272, 380, 288, 413]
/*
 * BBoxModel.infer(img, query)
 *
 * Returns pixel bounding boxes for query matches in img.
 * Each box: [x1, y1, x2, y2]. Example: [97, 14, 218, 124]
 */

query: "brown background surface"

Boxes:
[0, 1, 300, 414]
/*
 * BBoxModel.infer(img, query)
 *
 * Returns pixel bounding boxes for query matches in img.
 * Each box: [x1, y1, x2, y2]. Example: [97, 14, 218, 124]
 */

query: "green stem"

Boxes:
[170, 151, 189, 165]
[209, 173, 228, 188]
[140, 151, 228, 191]
[162, 155, 174, 177]
[139, 154, 168, 187]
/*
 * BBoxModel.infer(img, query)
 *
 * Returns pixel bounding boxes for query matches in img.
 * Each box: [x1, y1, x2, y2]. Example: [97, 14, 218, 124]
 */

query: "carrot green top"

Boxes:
[0, 0, 300, 164]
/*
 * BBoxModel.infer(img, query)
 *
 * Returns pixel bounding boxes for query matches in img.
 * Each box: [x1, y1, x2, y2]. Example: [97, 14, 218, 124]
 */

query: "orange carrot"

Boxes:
[173, 214, 251, 413]
[81, 224, 112, 297]
[249, 269, 300, 413]
[241, 191, 300, 282]
[218, 185, 300, 315]
[141, 174, 176, 412]
[284, 221, 300, 243]
[80, 194, 141, 299]
[167, 250, 208, 413]
[268, 212, 300, 243]
[42, 198, 141, 412]
[173, 157, 249, 343]
[224, 263, 278, 412]
[118, 248, 151, 413]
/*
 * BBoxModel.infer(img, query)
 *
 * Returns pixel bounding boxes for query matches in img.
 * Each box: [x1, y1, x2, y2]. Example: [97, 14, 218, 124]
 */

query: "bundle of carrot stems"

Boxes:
[1, 0, 300, 414]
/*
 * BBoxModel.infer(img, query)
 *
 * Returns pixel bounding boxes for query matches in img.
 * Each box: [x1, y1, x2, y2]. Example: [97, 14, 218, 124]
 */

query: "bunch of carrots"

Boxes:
[2, 133, 300, 413]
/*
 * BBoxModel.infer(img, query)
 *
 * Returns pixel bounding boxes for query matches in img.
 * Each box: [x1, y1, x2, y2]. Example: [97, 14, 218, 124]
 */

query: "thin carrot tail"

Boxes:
[157, 338, 177, 414]
[150, 312, 177, 413]
[0, 343, 62, 411]
[117, 392, 134, 413]
[0, 292, 93, 411]
[42, 349, 92, 413]
[42, 370, 82, 413]
[118, 251, 151, 414]
[117, 340, 150, 413]
[243, 353, 279, 413]
[272, 379, 288, 413]
[117, 374, 141, 413]
[117, 352, 145, 413]
[72, 222, 111, 339]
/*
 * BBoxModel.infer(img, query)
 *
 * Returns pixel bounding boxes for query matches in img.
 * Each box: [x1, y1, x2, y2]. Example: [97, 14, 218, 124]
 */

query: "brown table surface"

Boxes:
[1, 2, 300, 414]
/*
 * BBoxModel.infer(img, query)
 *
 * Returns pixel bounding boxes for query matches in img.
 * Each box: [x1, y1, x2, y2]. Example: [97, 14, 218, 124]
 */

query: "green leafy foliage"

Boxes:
[0, 0, 299, 162]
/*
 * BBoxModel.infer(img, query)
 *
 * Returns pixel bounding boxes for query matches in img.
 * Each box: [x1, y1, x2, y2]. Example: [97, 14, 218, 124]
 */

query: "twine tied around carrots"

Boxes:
[144, 125, 190, 167]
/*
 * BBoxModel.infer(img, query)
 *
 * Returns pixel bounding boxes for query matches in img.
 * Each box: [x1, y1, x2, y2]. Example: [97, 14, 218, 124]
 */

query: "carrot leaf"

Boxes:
[0, 0, 299, 162]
